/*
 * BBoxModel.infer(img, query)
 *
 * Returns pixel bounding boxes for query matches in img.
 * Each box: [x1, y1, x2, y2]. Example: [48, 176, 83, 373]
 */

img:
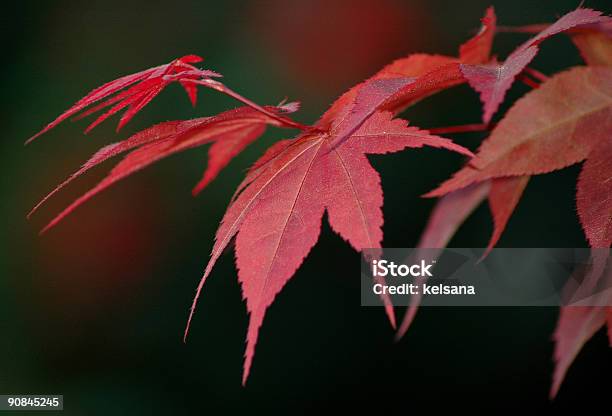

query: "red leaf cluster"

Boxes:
[28, 6, 612, 391]
[27, 55, 220, 144]
[401, 9, 612, 396]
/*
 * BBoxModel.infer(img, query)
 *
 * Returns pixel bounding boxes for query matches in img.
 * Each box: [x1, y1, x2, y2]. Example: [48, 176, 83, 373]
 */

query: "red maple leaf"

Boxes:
[461, 8, 611, 124]
[552, 301, 611, 398]
[399, 13, 612, 395]
[421, 69, 612, 376]
[426, 67, 612, 247]
[180, 7, 506, 383]
[29, 104, 300, 233]
[26, 55, 222, 143]
[186, 108, 471, 383]
[408, 11, 612, 266]
[177, 9, 516, 383]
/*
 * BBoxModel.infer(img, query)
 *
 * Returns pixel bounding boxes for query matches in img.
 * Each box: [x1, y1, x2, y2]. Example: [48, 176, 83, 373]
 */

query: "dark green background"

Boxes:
[2, 0, 611, 414]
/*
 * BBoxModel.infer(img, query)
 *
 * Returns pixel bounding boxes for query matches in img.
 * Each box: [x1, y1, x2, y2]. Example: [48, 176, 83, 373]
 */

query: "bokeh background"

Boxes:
[2, 0, 611, 414]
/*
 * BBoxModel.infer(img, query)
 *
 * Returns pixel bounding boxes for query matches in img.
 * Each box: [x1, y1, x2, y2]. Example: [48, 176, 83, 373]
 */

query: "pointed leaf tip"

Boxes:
[459, 6, 497, 65]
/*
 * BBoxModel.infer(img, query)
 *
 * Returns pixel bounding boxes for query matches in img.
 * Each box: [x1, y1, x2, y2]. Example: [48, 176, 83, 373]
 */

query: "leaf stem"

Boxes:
[187, 78, 313, 131]
[429, 123, 491, 135]
[518, 74, 540, 89]
[496, 24, 548, 34]
[524, 67, 549, 82]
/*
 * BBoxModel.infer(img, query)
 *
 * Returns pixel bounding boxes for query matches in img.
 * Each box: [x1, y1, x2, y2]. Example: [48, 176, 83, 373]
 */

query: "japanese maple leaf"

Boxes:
[421, 66, 612, 395]
[394, 16, 612, 392]
[552, 246, 612, 397]
[551, 137, 612, 397]
[29, 104, 300, 232]
[427, 66, 612, 245]
[461, 8, 611, 124]
[180, 8, 504, 381]
[181, 8, 495, 382]
[185, 107, 471, 384]
[26, 55, 223, 143]
[415, 12, 612, 264]
[552, 305, 611, 398]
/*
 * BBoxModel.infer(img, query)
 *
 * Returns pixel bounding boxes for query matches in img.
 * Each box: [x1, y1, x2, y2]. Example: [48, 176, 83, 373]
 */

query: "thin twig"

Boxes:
[524, 67, 549, 82]
[496, 24, 548, 34]
[518, 74, 540, 89]
[187, 78, 313, 131]
[429, 123, 491, 135]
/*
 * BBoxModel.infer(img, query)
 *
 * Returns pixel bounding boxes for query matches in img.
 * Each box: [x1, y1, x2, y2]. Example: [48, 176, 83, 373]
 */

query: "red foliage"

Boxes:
[28, 6, 612, 391]
[400, 9, 612, 397]
[30, 105, 299, 233]
[189, 109, 470, 383]
[461, 8, 609, 123]
[27, 55, 219, 143]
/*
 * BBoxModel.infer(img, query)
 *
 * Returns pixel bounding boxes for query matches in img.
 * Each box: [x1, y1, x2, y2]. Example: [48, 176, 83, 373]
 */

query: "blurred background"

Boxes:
[2, 0, 611, 414]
